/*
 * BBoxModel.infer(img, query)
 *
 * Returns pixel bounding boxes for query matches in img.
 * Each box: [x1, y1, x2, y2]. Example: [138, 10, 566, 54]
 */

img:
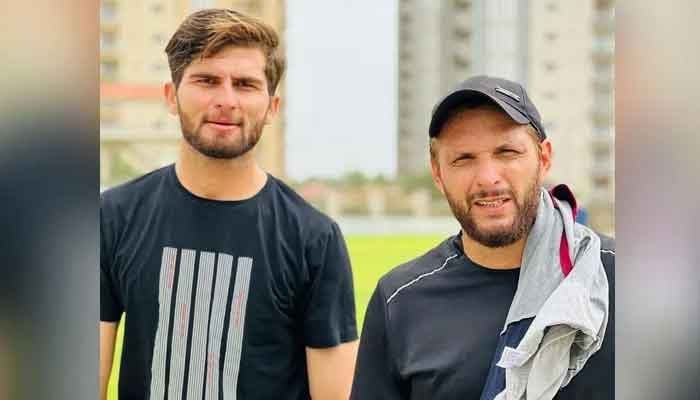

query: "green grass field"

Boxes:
[107, 234, 444, 399]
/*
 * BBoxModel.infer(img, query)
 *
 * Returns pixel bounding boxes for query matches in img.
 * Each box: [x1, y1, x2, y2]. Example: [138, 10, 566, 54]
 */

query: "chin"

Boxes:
[476, 217, 515, 231]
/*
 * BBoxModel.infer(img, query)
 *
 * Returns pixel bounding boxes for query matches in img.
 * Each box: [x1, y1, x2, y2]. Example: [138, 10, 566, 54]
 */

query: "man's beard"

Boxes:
[445, 172, 541, 248]
[179, 106, 268, 160]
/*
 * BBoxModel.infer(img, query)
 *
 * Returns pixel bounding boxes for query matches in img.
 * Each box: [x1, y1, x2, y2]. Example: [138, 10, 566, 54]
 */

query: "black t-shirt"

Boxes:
[351, 234, 615, 400]
[101, 165, 357, 400]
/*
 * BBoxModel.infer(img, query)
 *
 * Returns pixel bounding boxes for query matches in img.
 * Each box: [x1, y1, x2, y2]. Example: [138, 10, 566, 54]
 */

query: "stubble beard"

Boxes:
[446, 171, 542, 248]
[179, 104, 269, 160]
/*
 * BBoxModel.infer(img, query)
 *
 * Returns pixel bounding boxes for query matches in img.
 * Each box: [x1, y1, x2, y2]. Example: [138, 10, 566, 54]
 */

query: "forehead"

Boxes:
[183, 46, 266, 78]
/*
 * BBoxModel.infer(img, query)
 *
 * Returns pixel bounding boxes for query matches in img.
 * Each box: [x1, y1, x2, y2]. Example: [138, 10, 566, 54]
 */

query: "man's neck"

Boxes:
[175, 142, 267, 201]
[461, 233, 528, 270]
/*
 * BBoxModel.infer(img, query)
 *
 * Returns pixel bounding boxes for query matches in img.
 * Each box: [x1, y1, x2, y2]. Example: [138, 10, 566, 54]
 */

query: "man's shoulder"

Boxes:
[596, 232, 615, 293]
[596, 232, 615, 274]
[267, 175, 340, 236]
[597, 232, 615, 252]
[377, 236, 459, 301]
[101, 165, 171, 210]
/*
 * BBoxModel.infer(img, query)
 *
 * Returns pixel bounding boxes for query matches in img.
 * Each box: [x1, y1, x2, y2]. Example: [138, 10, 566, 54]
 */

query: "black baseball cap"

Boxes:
[428, 75, 546, 140]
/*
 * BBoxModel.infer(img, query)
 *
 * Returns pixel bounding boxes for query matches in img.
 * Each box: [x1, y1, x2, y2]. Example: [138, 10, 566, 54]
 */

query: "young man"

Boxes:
[100, 9, 358, 400]
[351, 76, 614, 399]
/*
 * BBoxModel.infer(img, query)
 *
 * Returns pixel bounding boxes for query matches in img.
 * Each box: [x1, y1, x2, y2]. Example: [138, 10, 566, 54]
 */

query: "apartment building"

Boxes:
[397, 0, 615, 233]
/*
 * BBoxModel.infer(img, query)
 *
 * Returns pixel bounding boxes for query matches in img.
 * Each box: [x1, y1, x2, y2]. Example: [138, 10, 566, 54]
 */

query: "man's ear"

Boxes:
[539, 139, 553, 180]
[430, 152, 446, 196]
[264, 95, 281, 125]
[164, 82, 178, 116]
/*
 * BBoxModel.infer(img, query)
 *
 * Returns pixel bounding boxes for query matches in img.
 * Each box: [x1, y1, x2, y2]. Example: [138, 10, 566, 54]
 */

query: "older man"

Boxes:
[352, 76, 614, 399]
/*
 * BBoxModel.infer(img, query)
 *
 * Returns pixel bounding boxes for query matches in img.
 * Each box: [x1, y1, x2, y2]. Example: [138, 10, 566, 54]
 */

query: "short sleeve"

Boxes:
[100, 198, 123, 322]
[350, 285, 405, 400]
[302, 222, 357, 348]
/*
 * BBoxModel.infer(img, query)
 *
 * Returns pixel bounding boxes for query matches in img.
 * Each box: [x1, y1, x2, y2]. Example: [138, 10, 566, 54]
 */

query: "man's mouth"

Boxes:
[473, 197, 510, 208]
[207, 120, 240, 126]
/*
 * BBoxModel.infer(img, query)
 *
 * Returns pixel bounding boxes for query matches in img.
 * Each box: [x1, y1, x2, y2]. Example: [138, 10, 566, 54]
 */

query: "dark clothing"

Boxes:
[101, 165, 357, 400]
[351, 234, 615, 400]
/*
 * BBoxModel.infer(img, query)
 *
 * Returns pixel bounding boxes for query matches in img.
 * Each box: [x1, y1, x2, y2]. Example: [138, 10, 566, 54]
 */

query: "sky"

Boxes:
[285, 0, 398, 180]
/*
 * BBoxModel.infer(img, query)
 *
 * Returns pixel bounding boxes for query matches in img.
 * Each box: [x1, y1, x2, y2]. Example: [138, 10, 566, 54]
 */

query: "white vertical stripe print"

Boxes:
[149, 246, 178, 400]
[186, 251, 216, 400]
[148, 250, 252, 400]
[204, 253, 234, 400]
[222, 257, 253, 400]
[167, 249, 196, 400]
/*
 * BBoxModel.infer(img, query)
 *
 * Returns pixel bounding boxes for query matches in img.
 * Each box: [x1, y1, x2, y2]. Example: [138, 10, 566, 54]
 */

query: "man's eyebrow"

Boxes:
[232, 76, 265, 85]
[188, 72, 219, 80]
[452, 150, 476, 159]
[187, 73, 265, 85]
[495, 142, 520, 150]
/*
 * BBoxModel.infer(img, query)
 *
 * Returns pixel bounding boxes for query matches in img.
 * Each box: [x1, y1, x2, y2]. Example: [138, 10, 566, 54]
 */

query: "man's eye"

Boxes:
[197, 78, 215, 85]
[235, 81, 254, 88]
[451, 156, 474, 166]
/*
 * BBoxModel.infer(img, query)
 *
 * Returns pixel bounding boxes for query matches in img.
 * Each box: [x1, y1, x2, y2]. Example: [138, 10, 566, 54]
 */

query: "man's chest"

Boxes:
[396, 304, 507, 399]
[389, 273, 518, 399]
[117, 236, 302, 321]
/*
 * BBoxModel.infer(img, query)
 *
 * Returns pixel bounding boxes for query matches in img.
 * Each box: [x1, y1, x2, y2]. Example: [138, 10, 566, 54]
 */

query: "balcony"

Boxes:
[100, 61, 119, 83]
[591, 101, 614, 126]
[454, 0, 471, 9]
[591, 161, 614, 181]
[100, 3, 118, 29]
[591, 132, 612, 153]
[593, 11, 614, 36]
[100, 36, 119, 60]
[592, 37, 614, 65]
[590, 186, 613, 206]
[592, 74, 613, 93]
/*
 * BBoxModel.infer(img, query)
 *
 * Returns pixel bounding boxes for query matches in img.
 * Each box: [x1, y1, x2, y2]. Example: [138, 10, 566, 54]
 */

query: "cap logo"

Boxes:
[495, 86, 521, 102]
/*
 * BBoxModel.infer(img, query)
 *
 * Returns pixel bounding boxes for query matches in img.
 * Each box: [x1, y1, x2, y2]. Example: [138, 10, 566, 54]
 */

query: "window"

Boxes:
[150, 3, 164, 13]
[101, 2, 117, 22]
[151, 62, 167, 72]
[453, 54, 470, 69]
[399, 65, 412, 79]
[101, 31, 117, 50]
[190, 0, 214, 12]
[152, 33, 166, 45]
[100, 102, 120, 125]
[454, 0, 471, 10]
[543, 91, 557, 100]
[453, 26, 471, 40]
[593, 175, 611, 186]
[543, 61, 557, 72]
[101, 60, 119, 82]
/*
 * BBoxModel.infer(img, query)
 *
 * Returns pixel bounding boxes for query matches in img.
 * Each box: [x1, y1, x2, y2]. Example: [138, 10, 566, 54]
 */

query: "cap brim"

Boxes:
[429, 90, 530, 137]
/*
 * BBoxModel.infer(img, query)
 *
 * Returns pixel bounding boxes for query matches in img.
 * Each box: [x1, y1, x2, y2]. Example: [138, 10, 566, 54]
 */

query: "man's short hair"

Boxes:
[165, 8, 286, 94]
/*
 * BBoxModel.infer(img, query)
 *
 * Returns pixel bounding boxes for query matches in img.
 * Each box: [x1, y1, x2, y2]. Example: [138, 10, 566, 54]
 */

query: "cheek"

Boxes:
[241, 94, 271, 113]
[441, 169, 474, 197]
[178, 90, 210, 114]
[507, 163, 540, 192]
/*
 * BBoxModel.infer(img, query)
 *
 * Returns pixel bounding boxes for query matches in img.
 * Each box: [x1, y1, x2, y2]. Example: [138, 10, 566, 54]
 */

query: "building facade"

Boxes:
[397, 0, 615, 233]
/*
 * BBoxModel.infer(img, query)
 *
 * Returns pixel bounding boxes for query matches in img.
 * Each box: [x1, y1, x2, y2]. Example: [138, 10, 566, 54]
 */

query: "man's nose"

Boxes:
[474, 158, 502, 188]
[213, 84, 240, 109]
